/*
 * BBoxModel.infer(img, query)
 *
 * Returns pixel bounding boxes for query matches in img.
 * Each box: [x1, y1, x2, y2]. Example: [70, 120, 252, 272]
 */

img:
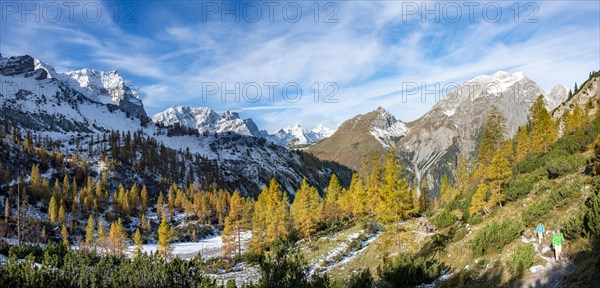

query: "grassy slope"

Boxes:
[304, 155, 593, 287]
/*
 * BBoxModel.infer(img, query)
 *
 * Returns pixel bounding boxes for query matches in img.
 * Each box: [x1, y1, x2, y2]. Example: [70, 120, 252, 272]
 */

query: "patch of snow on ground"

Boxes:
[416, 272, 453, 288]
[128, 231, 251, 260]
[529, 265, 545, 273]
[310, 230, 381, 275]
[208, 262, 260, 287]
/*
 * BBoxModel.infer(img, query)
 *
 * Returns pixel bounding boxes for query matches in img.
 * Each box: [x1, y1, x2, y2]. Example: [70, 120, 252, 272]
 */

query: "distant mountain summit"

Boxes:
[546, 84, 568, 111]
[399, 71, 543, 191]
[271, 124, 335, 147]
[152, 106, 334, 148]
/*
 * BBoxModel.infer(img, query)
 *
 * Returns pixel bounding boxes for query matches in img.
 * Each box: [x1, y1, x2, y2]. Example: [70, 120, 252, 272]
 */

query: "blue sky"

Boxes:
[1, 0, 599, 132]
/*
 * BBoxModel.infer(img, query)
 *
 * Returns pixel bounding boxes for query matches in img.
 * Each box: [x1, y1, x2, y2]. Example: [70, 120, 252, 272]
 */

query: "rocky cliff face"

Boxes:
[62, 68, 147, 118]
[552, 75, 600, 121]
[399, 71, 543, 192]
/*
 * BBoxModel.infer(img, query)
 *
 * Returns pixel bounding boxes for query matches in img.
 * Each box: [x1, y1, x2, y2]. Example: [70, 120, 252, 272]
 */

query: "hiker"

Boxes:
[552, 228, 565, 261]
[536, 223, 545, 244]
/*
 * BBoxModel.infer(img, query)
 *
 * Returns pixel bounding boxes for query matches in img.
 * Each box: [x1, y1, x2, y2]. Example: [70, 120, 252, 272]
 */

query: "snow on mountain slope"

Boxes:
[313, 124, 335, 138]
[151, 106, 265, 137]
[0, 55, 144, 136]
[0, 54, 351, 196]
[369, 107, 408, 148]
[62, 68, 147, 118]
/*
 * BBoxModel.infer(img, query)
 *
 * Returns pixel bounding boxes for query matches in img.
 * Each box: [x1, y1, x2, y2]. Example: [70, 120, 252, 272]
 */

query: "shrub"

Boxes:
[505, 177, 535, 201]
[467, 214, 483, 225]
[533, 179, 553, 195]
[377, 254, 442, 288]
[470, 219, 522, 257]
[522, 178, 583, 226]
[545, 154, 586, 179]
[347, 268, 374, 288]
[584, 186, 600, 245]
[547, 177, 583, 207]
[452, 226, 469, 242]
[241, 250, 263, 263]
[349, 239, 363, 252]
[562, 210, 586, 240]
[431, 209, 457, 229]
[516, 152, 545, 174]
[357, 233, 369, 242]
[552, 128, 599, 154]
[360, 220, 379, 235]
[522, 201, 553, 227]
[0, 244, 218, 288]
[258, 245, 329, 288]
[506, 243, 536, 276]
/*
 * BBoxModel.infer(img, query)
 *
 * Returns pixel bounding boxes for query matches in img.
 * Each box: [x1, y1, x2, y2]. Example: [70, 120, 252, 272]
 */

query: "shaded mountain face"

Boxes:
[0, 54, 351, 196]
[307, 106, 408, 170]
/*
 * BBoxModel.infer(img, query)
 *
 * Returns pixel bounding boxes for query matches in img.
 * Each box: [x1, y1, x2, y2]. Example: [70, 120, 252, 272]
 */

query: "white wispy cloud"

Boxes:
[1, 1, 598, 132]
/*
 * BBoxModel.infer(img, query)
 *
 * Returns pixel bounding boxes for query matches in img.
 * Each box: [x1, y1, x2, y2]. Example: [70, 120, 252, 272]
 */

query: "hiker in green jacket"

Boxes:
[552, 228, 565, 261]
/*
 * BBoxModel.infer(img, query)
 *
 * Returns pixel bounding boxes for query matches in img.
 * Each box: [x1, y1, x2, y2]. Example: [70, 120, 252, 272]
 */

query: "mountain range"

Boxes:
[309, 71, 570, 193]
[0, 53, 351, 196]
[4, 53, 595, 197]
[151, 106, 334, 147]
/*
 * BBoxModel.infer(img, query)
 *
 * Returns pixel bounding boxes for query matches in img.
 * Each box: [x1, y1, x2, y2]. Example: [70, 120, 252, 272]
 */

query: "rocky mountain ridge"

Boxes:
[152, 106, 335, 147]
[0, 53, 351, 195]
[309, 71, 570, 194]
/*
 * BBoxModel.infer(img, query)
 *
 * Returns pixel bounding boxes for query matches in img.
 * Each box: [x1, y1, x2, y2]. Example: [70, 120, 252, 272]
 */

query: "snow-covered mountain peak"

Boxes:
[151, 107, 331, 147]
[270, 123, 334, 147]
[312, 124, 334, 137]
[467, 71, 528, 94]
[152, 106, 262, 137]
[364, 107, 408, 148]
[221, 110, 241, 120]
[33, 59, 59, 79]
[62, 67, 147, 117]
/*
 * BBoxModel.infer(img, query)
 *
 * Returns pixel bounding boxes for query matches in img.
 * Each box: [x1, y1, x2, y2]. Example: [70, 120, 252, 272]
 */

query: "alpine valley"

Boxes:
[2, 53, 600, 288]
